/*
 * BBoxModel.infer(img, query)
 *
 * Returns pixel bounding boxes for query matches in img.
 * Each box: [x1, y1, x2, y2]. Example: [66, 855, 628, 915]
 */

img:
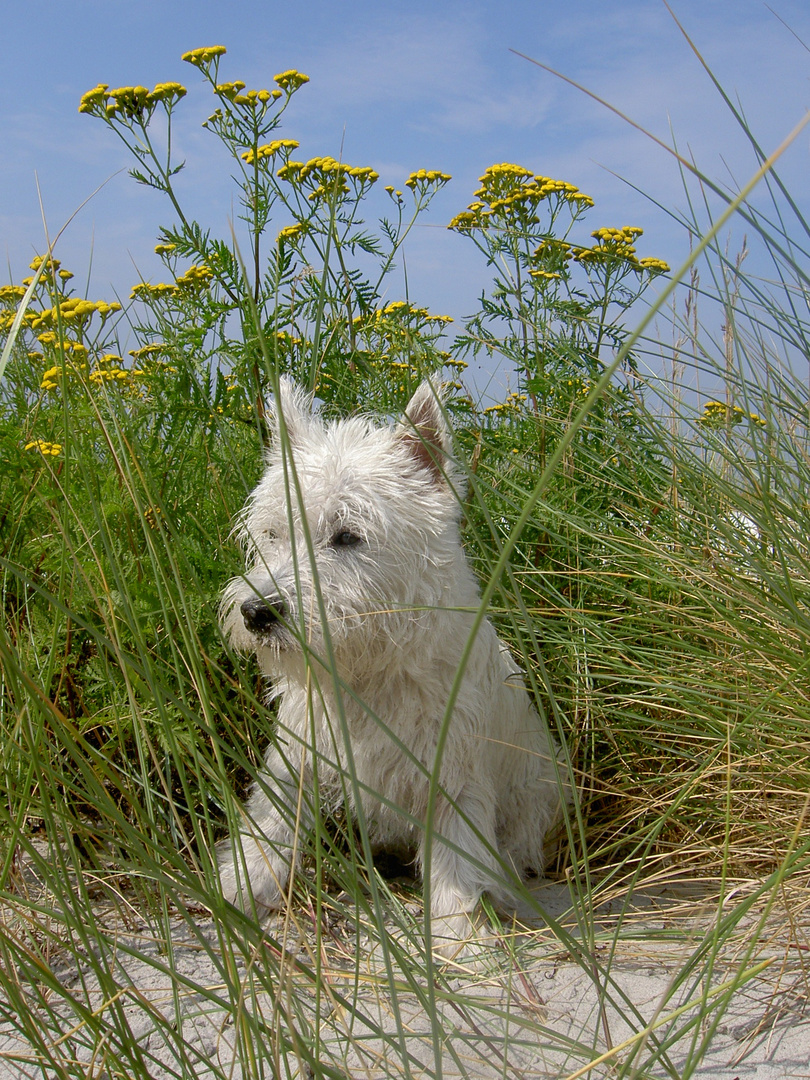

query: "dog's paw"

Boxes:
[427, 908, 482, 960]
[217, 838, 288, 915]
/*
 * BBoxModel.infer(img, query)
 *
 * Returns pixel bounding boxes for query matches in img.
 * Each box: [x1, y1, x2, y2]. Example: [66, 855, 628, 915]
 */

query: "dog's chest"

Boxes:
[340, 690, 444, 807]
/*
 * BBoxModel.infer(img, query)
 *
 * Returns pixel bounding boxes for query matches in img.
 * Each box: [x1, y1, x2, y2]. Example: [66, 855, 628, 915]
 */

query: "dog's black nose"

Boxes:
[240, 596, 287, 634]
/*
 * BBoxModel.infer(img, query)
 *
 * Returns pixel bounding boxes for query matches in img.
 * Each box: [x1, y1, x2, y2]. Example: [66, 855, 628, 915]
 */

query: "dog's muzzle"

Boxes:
[240, 595, 288, 636]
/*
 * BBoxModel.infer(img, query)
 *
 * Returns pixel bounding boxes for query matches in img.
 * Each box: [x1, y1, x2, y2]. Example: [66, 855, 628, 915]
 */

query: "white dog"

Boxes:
[218, 379, 563, 942]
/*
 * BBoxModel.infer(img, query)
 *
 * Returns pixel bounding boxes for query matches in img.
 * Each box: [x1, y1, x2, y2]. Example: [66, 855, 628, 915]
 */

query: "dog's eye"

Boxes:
[330, 530, 362, 548]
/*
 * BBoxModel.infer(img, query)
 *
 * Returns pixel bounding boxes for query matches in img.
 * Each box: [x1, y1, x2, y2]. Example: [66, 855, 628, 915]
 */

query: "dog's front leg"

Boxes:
[217, 744, 313, 915]
[421, 783, 502, 945]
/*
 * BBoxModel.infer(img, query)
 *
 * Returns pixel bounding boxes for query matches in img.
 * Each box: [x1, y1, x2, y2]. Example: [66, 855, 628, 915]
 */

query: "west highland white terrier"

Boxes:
[218, 379, 563, 943]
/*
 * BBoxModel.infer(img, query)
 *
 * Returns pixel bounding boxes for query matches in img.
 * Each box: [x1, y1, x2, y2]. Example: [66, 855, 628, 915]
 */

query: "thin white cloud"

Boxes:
[290, 14, 555, 135]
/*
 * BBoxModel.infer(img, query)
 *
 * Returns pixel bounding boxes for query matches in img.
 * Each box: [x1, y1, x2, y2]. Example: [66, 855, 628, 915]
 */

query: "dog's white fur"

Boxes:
[218, 379, 562, 941]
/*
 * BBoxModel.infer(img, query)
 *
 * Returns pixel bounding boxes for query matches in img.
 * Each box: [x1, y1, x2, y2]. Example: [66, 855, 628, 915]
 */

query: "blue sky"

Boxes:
[2, 0, 809, 391]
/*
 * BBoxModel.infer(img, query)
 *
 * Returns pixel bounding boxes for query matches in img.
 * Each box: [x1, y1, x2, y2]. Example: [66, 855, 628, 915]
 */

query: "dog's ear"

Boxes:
[268, 376, 313, 449]
[398, 381, 455, 485]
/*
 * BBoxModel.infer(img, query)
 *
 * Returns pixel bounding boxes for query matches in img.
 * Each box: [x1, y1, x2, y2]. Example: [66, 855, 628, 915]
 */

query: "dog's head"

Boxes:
[220, 379, 467, 680]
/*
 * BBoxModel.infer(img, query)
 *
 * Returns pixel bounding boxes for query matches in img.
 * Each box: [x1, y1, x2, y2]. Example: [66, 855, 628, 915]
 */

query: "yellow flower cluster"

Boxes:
[105, 85, 157, 118]
[572, 226, 670, 274]
[181, 45, 227, 67]
[88, 365, 134, 387]
[274, 69, 310, 92]
[381, 300, 416, 316]
[571, 245, 613, 265]
[637, 257, 670, 274]
[356, 301, 454, 326]
[446, 209, 481, 232]
[405, 169, 452, 192]
[25, 439, 62, 456]
[277, 157, 379, 201]
[130, 266, 213, 301]
[597, 225, 643, 241]
[484, 391, 527, 416]
[700, 401, 765, 427]
[78, 84, 109, 113]
[479, 163, 534, 186]
[36, 334, 87, 358]
[449, 164, 593, 232]
[215, 80, 245, 99]
[79, 82, 187, 118]
[494, 180, 591, 213]
[0, 285, 27, 304]
[0, 309, 36, 333]
[129, 343, 167, 360]
[154, 243, 177, 256]
[208, 69, 309, 106]
[591, 226, 642, 257]
[241, 139, 300, 165]
[40, 351, 142, 394]
[28, 255, 67, 277]
[131, 282, 177, 300]
[31, 297, 121, 330]
[152, 82, 187, 103]
[276, 222, 308, 244]
[231, 88, 279, 108]
[40, 366, 63, 391]
[175, 265, 214, 289]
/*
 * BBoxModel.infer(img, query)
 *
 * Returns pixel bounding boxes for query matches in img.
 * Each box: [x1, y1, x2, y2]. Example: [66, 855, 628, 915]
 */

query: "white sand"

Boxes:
[1, 880, 808, 1078]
